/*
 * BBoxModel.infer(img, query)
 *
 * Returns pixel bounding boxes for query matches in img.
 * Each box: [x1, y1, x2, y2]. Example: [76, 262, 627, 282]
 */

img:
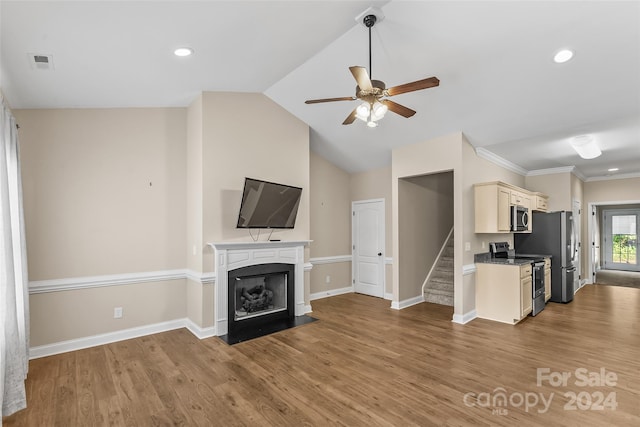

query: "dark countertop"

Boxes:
[474, 251, 552, 266]
[476, 258, 534, 266]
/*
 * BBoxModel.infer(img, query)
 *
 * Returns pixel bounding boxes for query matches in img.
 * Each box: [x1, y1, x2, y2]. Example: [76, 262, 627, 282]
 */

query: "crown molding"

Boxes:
[571, 168, 587, 181]
[526, 166, 575, 176]
[475, 149, 593, 181]
[474, 147, 528, 176]
[585, 171, 640, 182]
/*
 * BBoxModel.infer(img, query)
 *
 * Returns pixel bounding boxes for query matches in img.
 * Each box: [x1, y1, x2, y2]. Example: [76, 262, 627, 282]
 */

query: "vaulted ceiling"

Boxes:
[2, 1, 639, 179]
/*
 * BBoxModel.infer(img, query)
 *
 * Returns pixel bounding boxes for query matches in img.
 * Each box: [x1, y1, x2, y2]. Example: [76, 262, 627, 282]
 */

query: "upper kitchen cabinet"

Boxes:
[474, 182, 543, 233]
[531, 192, 549, 212]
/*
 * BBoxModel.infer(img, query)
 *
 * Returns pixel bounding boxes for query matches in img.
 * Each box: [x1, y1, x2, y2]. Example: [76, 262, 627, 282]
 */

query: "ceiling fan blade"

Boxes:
[342, 108, 358, 125]
[305, 96, 356, 104]
[349, 66, 373, 91]
[386, 77, 440, 96]
[382, 100, 416, 118]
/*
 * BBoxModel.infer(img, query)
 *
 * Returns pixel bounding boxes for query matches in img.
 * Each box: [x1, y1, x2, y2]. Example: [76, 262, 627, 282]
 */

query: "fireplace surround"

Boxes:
[209, 241, 311, 341]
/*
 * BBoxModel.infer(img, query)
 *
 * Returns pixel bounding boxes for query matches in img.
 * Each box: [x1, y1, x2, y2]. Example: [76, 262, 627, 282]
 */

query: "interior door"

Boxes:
[602, 210, 639, 272]
[352, 199, 385, 298]
[572, 200, 581, 289]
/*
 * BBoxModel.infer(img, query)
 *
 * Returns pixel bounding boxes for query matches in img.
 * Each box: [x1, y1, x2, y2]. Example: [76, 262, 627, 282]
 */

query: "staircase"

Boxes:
[423, 231, 454, 306]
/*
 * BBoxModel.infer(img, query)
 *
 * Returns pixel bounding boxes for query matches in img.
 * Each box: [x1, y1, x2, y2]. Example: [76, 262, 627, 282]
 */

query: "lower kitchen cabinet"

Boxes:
[476, 263, 533, 325]
[544, 257, 551, 302]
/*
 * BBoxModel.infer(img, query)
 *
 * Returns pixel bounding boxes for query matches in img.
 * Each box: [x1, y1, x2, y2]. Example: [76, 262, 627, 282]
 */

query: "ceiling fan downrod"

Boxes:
[363, 14, 377, 79]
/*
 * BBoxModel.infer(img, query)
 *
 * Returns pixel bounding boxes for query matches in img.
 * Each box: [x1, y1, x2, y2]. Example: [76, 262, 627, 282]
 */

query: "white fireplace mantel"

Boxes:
[207, 240, 311, 336]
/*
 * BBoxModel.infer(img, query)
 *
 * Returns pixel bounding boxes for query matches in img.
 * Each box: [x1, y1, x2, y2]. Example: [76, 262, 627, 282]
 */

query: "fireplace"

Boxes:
[208, 240, 313, 343]
[227, 263, 294, 340]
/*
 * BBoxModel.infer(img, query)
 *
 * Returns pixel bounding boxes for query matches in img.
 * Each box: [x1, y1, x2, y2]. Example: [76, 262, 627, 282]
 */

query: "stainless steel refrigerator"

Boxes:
[514, 211, 576, 303]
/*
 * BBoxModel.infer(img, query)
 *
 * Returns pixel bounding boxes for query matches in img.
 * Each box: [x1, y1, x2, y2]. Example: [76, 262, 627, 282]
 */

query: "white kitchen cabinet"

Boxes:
[474, 182, 533, 233]
[532, 192, 549, 212]
[476, 262, 533, 324]
[544, 257, 551, 302]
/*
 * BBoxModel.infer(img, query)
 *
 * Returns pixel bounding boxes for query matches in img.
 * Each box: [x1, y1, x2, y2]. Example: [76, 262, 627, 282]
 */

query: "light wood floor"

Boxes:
[4, 285, 640, 426]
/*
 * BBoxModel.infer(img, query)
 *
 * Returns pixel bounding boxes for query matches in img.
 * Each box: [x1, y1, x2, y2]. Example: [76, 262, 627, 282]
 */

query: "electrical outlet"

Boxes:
[114, 307, 123, 319]
[325, 275, 331, 284]
[465, 242, 471, 251]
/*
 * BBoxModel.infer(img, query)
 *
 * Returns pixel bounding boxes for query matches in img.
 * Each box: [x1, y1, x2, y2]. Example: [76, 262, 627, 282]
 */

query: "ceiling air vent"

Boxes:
[28, 53, 54, 70]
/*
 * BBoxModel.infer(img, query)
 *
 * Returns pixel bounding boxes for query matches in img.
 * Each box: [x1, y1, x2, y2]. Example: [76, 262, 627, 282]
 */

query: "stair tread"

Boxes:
[423, 230, 454, 307]
[425, 288, 453, 296]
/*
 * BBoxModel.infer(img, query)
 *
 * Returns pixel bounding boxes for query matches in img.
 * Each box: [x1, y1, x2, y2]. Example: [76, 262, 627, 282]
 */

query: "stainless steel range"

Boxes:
[489, 242, 546, 316]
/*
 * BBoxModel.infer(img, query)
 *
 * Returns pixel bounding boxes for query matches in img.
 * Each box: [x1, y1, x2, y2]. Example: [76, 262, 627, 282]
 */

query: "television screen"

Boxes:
[236, 178, 302, 229]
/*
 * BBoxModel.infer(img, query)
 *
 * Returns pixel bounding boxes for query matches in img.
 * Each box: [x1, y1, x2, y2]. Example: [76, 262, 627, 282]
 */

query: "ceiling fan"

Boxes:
[305, 13, 440, 127]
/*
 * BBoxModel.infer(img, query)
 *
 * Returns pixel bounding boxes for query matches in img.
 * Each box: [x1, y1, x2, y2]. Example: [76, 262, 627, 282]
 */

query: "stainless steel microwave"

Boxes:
[511, 205, 529, 231]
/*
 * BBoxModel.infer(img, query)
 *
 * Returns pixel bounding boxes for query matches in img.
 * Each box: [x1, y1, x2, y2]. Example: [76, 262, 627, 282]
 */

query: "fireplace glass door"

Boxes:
[233, 272, 288, 321]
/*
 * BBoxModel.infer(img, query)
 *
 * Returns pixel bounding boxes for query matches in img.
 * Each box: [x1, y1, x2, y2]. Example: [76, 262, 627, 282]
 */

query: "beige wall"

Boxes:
[186, 95, 204, 273]
[309, 152, 352, 294]
[397, 173, 454, 300]
[525, 172, 573, 211]
[200, 92, 310, 249]
[584, 177, 640, 280]
[29, 280, 186, 346]
[197, 92, 310, 328]
[584, 177, 640, 203]
[16, 108, 188, 346]
[310, 152, 351, 256]
[350, 166, 393, 295]
[185, 95, 206, 327]
[461, 138, 526, 265]
[392, 132, 532, 316]
[392, 132, 463, 310]
[17, 93, 310, 346]
[460, 137, 527, 314]
[17, 108, 187, 279]
[525, 172, 589, 281]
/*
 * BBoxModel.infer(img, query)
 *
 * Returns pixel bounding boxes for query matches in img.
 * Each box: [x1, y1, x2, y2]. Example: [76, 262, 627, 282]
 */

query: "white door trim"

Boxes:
[587, 200, 640, 283]
[602, 208, 640, 272]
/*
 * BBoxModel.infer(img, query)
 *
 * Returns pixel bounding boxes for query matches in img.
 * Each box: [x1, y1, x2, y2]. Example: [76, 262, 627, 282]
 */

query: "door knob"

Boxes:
[378, 252, 382, 256]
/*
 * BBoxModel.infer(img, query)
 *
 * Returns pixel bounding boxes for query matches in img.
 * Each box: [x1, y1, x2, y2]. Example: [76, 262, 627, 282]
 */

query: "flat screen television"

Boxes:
[236, 177, 302, 229]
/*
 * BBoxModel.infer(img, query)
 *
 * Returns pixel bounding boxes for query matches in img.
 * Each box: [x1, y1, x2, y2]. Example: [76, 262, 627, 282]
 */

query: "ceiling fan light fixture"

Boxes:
[570, 135, 601, 159]
[356, 102, 370, 121]
[371, 101, 388, 120]
[366, 120, 378, 128]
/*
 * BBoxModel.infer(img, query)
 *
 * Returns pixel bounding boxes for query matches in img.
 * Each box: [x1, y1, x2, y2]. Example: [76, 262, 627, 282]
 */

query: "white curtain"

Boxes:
[1, 95, 30, 419]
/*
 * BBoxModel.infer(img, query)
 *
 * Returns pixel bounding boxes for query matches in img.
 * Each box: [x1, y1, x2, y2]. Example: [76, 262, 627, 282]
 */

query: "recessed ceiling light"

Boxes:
[174, 47, 193, 57]
[607, 168, 619, 172]
[554, 49, 574, 63]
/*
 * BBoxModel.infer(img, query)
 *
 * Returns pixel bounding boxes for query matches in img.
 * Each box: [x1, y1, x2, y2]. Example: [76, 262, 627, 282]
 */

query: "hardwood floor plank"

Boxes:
[4, 285, 640, 426]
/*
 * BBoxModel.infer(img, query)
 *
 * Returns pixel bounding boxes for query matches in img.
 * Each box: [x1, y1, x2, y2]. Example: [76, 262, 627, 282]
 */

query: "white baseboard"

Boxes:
[29, 318, 190, 359]
[184, 318, 217, 339]
[309, 286, 353, 301]
[452, 309, 477, 324]
[391, 295, 425, 310]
